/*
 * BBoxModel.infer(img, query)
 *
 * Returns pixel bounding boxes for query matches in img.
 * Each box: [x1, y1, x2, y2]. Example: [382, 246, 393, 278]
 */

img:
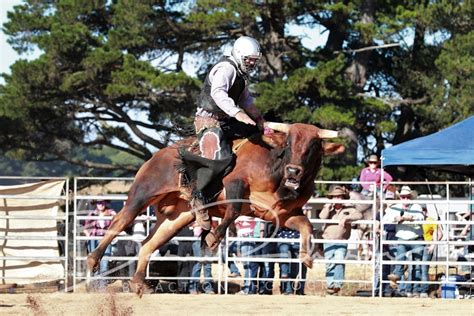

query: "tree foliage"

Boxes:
[1, 0, 472, 180]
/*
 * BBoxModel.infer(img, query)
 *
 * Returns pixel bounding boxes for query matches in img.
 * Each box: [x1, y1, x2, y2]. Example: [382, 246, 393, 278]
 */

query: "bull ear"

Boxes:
[265, 122, 289, 133]
[261, 133, 287, 148]
[323, 142, 345, 156]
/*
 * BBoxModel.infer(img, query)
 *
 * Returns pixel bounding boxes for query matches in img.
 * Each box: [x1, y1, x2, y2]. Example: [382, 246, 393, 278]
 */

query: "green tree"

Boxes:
[1, 1, 201, 174]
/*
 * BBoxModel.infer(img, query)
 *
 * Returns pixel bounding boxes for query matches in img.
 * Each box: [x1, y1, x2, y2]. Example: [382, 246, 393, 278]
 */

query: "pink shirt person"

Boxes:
[359, 154, 393, 192]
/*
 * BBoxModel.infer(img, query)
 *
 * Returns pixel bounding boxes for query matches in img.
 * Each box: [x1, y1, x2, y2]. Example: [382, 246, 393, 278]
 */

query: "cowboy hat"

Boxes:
[366, 154, 379, 163]
[399, 186, 412, 196]
[327, 185, 349, 198]
[91, 199, 111, 205]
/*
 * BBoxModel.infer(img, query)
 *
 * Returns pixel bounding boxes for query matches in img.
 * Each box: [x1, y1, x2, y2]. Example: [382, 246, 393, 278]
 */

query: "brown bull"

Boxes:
[86, 122, 348, 295]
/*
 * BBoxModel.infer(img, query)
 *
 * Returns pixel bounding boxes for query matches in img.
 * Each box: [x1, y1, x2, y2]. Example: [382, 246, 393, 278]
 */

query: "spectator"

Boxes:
[374, 190, 399, 297]
[417, 207, 443, 298]
[456, 210, 473, 274]
[127, 215, 147, 274]
[384, 186, 424, 297]
[359, 154, 393, 197]
[257, 221, 276, 295]
[277, 227, 307, 295]
[189, 222, 215, 294]
[221, 222, 241, 278]
[83, 199, 117, 292]
[226, 241, 242, 278]
[319, 186, 362, 295]
[176, 223, 195, 294]
[110, 229, 131, 292]
[235, 216, 260, 295]
[112, 215, 147, 293]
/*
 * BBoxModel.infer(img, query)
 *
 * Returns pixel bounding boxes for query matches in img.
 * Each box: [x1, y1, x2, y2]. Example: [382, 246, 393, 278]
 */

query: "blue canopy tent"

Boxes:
[382, 116, 474, 176]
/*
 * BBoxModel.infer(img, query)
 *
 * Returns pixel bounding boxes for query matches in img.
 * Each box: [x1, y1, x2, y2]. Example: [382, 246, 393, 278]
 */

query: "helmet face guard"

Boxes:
[241, 55, 261, 73]
[231, 36, 262, 74]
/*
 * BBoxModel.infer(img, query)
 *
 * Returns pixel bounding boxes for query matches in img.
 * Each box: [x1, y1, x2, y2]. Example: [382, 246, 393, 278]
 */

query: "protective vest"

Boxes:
[197, 56, 246, 115]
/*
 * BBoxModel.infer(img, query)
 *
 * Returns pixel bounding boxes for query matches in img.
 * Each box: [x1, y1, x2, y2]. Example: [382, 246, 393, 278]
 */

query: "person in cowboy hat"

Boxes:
[319, 185, 362, 295]
[382, 185, 425, 297]
[359, 154, 393, 197]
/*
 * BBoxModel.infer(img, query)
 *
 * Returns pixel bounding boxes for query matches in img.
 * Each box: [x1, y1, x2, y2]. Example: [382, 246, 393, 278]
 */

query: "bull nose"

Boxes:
[286, 166, 301, 176]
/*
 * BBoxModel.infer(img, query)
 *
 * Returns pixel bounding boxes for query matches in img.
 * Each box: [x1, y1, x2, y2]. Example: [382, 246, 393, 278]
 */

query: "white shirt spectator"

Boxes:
[383, 203, 424, 240]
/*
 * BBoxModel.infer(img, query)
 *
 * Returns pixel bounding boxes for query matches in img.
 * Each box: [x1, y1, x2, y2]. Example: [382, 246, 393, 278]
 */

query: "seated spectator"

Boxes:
[83, 199, 117, 292]
[319, 185, 362, 295]
[235, 216, 260, 295]
[359, 154, 393, 197]
[277, 227, 307, 295]
[384, 186, 424, 297]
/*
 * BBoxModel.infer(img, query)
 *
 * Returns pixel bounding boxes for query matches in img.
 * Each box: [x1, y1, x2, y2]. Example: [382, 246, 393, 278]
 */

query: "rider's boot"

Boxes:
[190, 196, 211, 230]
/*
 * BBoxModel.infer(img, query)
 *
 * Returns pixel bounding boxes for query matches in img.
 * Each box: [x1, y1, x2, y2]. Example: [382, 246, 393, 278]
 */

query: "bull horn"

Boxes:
[318, 127, 356, 141]
[265, 122, 289, 133]
[317, 128, 341, 139]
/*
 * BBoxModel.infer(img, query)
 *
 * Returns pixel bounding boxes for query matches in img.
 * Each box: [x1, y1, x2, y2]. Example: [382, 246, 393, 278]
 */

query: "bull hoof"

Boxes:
[300, 252, 313, 269]
[133, 282, 145, 298]
[131, 272, 149, 298]
[86, 253, 99, 273]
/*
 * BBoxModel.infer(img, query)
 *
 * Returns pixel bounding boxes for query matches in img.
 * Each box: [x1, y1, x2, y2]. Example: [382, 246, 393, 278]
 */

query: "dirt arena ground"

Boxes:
[0, 292, 473, 315]
[1, 264, 471, 315]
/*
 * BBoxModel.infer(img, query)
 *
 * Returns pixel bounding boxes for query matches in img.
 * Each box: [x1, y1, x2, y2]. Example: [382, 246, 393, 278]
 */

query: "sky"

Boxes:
[0, 0, 24, 81]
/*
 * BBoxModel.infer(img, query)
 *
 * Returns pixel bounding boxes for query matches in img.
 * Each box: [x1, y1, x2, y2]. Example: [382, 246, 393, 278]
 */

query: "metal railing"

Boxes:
[4, 176, 472, 297]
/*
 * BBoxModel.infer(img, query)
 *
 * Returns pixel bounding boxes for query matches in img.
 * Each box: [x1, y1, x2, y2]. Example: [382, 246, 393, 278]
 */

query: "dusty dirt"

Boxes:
[0, 292, 472, 316]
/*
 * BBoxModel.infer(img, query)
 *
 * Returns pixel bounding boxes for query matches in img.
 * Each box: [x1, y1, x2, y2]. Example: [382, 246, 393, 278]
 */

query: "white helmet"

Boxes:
[231, 36, 262, 73]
